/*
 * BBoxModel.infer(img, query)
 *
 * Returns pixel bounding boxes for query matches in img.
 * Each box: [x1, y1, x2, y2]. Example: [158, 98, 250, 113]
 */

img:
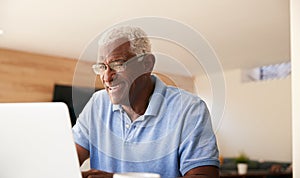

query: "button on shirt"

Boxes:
[72, 76, 219, 178]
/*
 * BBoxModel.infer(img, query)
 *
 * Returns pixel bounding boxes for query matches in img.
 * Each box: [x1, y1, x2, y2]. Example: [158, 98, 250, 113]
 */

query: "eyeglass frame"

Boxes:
[92, 54, 145, 75]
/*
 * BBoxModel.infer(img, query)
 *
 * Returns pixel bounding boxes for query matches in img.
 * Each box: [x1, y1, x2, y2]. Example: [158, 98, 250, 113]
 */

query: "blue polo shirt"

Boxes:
[72, 76, 219, 178]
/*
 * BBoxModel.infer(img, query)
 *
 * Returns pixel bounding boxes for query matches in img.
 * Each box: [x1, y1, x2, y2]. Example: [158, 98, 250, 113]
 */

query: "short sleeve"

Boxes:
[72, 94, 95, 151]
[179, 100, 220, 175]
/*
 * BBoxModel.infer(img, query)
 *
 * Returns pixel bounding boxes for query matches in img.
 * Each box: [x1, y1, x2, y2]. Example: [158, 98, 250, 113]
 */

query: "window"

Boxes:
[242, 62, 291, 82]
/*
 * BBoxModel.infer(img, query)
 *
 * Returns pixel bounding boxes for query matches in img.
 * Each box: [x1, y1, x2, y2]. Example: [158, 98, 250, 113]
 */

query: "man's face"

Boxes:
[98, 40, 145, 105]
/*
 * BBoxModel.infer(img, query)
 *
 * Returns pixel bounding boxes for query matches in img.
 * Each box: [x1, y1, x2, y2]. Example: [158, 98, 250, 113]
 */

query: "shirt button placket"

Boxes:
[125, 123, 130, 129]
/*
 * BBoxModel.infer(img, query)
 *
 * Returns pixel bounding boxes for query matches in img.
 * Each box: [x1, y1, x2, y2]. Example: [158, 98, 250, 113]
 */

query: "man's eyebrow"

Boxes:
[103, 55, 125, 62]
[110, 57, 126, 62]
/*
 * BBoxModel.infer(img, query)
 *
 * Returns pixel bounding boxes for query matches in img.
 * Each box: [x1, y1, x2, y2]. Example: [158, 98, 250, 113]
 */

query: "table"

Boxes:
[220, 170, 292, 178]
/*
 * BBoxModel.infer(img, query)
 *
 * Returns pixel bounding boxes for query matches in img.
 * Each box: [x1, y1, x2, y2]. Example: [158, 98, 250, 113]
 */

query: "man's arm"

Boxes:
[75, 144, 115, 178]
[75, 143, 90, 166]
[184, 166, 219, 178]
[179, 101, 220, 178]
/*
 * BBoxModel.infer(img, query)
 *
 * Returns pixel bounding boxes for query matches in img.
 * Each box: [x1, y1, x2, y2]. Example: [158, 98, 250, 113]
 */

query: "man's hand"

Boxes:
[184, 166, 219, 178]
[82, 169, 114, 178]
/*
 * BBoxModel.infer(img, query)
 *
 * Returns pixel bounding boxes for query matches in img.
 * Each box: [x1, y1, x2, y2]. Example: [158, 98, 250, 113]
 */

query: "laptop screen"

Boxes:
[0, 102, 82, 178]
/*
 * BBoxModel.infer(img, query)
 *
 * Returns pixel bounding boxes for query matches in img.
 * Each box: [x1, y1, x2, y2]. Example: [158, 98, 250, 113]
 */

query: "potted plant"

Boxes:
[235, 152, 249, 175]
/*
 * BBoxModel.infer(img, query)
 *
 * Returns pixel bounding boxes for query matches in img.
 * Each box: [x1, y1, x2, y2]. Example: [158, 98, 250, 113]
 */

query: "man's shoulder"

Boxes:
[88, 89, 111, 108]
[81, 89, 114, 117]
[92, 89, 109, 100]
[164, 85, 202, 103]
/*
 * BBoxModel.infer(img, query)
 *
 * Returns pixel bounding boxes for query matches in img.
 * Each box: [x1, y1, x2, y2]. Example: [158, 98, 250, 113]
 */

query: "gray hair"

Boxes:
[98, 26, 151, 56]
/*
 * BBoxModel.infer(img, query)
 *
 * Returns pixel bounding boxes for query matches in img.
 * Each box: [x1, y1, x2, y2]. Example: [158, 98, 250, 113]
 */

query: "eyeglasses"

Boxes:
[92, 54, 144, 75]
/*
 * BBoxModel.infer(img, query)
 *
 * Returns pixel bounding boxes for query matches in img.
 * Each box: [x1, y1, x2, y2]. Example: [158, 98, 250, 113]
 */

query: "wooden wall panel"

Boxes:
[154, 72, 195, 93]
[0, 48, 195, 103]
[0, 48, 81, 102]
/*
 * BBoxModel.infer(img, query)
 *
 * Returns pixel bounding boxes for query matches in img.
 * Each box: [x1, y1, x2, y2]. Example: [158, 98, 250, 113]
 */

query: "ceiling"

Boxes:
[0, 0, 290, 77]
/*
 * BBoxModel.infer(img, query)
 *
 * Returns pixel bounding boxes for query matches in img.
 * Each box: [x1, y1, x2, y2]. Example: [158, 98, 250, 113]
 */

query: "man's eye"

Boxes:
[113, 63, 124, 66]
[111, 63, 124, 70]
[98, 64, 106, 70]
[111, 60, 125, 66]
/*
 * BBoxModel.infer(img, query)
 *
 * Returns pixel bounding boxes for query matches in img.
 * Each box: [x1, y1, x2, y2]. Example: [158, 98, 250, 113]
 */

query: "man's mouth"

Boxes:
[107, 84, 121, 93]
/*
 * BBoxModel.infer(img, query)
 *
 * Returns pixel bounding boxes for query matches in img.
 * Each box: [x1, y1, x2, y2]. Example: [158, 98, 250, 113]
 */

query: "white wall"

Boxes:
[291, 0, 300, 176]
[195, 69, 292, 162]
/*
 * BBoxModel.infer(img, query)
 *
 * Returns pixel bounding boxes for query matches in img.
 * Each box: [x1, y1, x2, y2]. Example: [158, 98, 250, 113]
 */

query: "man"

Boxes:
[72, 26, 220, 178]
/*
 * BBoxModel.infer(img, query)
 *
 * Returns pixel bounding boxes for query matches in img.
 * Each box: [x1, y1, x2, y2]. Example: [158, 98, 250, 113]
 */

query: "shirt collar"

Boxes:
[144, 75, 166, 116]
[112, 104, 122, 112]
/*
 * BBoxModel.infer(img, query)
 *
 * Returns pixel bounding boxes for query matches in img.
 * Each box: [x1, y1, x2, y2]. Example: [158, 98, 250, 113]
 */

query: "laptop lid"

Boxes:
[0, 102, 82, 178]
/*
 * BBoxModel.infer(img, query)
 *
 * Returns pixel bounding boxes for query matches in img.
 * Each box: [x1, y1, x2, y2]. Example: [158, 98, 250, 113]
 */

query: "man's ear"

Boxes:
[143, 54, 155, 72]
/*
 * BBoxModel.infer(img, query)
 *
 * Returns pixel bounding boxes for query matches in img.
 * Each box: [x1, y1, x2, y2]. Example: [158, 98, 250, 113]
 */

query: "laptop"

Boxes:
[0, 102, 82, 178]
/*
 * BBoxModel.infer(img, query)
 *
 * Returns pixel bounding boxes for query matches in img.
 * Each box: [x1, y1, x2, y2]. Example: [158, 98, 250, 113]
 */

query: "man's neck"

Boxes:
[122, 105, 141, 121]
[122, 76, 155, 121]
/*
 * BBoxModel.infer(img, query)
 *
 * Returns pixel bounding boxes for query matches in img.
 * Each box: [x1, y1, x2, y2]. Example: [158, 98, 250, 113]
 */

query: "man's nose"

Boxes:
[102, 67, 116, 83]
